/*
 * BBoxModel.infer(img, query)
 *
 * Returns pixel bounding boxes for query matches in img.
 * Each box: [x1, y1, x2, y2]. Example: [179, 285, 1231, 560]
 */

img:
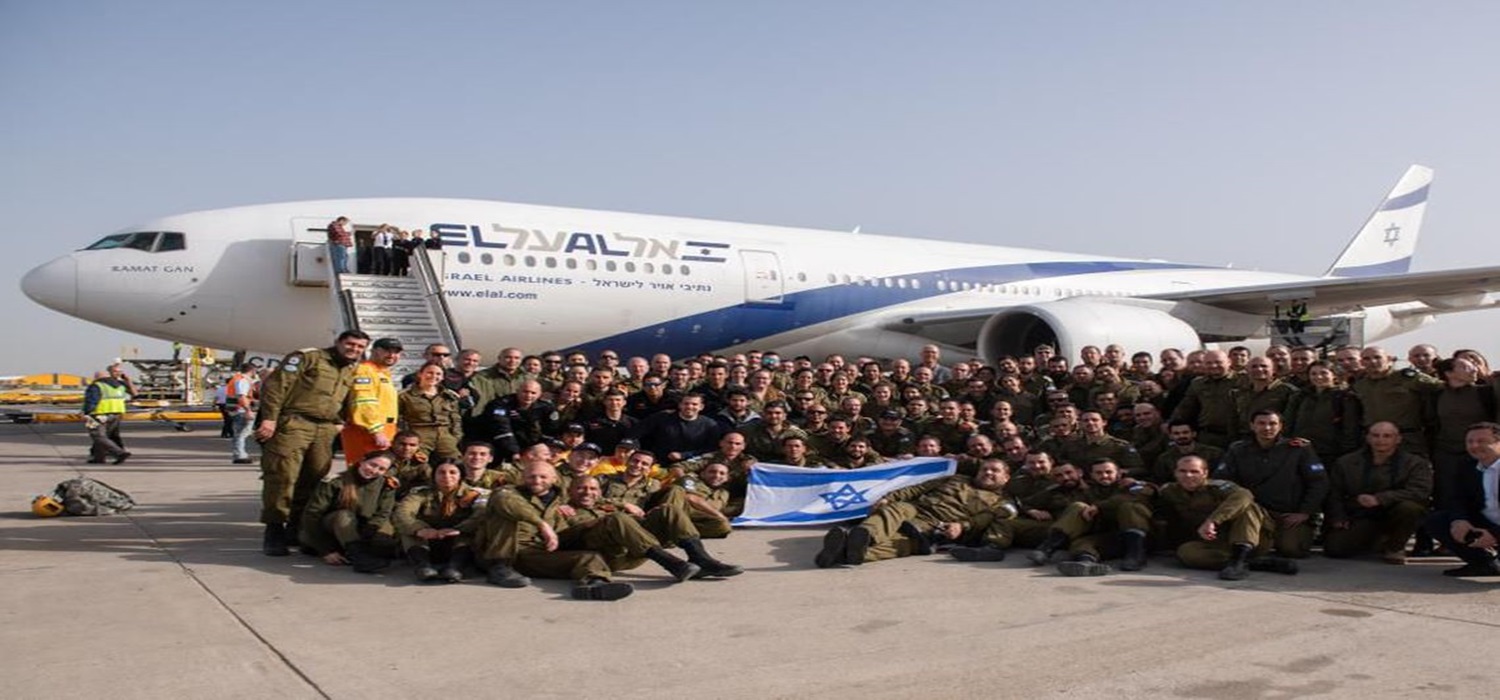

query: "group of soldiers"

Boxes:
[249, 332, 1500, 600]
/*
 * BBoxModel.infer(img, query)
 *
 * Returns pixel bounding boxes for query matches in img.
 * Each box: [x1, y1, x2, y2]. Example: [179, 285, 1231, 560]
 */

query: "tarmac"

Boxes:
[3, 422, 1498, 700]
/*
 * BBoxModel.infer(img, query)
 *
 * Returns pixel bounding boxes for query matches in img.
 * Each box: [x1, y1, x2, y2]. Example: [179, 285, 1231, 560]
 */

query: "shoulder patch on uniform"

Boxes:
[281, 355, 302, 371]
[1308, 462, 1325, 473]
[1399, 368, 1417, 378]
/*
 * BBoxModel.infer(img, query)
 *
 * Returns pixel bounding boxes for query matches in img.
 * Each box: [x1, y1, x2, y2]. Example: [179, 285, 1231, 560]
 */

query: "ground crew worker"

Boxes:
[82, 361, 134, 464]
[1153, 456, 1298, 580]
[398, 361, 464, 461]
[1351, 345, 1441, 457]
[1324, 422, 1432, 564]
[815, 459, 1010, 567]
[394, 459, 486, 584]
[255, 330, 369, 556]
[1024, 460, 1154, 575]
[1215, 410, 1329, 558]
[342, 337, 403, 466]
[225, 362, 260, 464]
[298, 451, 398, 573]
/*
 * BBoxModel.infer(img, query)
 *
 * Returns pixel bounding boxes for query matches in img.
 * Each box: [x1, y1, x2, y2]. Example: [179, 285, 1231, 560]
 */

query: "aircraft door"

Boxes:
[289, 217, 334, 287]
[740, 250, 784, 304]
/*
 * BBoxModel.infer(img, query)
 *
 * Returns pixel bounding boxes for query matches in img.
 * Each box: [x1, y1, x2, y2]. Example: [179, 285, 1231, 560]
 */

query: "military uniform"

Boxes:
[1045, 481, 1154, 559]
[866, 427, 917, 459]
[1324, 448, 1432, 559]
[981, 479, 1081, 549]
[1150, 444, 1224, 485]
[390, 456, 432, 499]
[465, 366, 531, 420]
[679, 475, 737, 535]
[853, 475, 1005, 561]
[1131, 426, 1170, 475]
[1058, 435, 1145, 478]
[393, 483, 483, 552]
[741, 422, 809, 461]
[474, 395, 561, 459]
[299, 473, 398, 556]
[1154, 479, 1273, 569]
[1232, 380, 1299, 442]
[258, 347, 359, 527]
[677, 450, 757, 497]
[1284, 387, 1362, 466]
[1215, 438, 1329, 557]
[398, 386, 464, 460]
[1171, 375, 1239, 448]
[1351, 369, 1441, 457]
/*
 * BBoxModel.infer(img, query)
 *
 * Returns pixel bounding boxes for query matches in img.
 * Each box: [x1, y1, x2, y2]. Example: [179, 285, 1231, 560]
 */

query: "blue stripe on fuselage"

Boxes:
[568, 259, 1199, 358]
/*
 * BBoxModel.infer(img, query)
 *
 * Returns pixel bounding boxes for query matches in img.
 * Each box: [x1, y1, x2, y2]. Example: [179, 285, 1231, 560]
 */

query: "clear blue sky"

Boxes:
[4, 2, 1498, 375]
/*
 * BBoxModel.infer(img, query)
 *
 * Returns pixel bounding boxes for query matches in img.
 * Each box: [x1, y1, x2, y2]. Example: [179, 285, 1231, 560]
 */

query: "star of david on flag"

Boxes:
[732, 457, 956, 527]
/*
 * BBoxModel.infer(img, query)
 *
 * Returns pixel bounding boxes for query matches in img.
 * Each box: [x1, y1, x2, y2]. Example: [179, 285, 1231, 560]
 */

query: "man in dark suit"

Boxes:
[1425, 422, 1500, 577]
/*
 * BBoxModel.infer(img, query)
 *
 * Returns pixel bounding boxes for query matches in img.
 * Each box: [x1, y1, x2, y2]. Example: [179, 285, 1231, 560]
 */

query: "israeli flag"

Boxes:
[732, 457, 956, 527]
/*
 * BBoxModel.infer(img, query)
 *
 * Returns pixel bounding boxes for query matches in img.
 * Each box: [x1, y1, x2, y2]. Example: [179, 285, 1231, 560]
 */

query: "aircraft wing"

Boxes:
[1142, 265, 1500, 316]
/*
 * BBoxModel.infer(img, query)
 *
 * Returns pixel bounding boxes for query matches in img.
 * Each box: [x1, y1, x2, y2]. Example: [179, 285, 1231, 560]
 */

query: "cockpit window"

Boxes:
[156, 232, 186, 252]
[83, 231, 186, 253]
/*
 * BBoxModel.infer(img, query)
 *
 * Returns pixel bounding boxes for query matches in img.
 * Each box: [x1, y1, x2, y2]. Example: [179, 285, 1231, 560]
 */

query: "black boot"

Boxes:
[844, 526, 873, 566]
[262, 523, 290, 557]
[950, 544, 1007, 562]
[486, 560, 532, 588]
[1057, 553, 1111, 577]
[1120, 530, 1148, 571]
[679, 538, 744, 578]
[439, 548, 470, 584]
[1220, 543, 1253, 581]
[346, 541, 389, 573]
[571, 577, 634, 601]
[645, 547, 701, 582]
[408, 546, 441, 583]
[815, 526, 849, 568]
[1248, 556, 1299, 575]
[1027, 530, 1070, 566]
[898, 521, 934, 556]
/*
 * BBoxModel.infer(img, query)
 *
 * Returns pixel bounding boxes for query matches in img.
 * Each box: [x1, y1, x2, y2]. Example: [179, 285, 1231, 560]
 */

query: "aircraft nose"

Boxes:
[21, 256, 78, 315]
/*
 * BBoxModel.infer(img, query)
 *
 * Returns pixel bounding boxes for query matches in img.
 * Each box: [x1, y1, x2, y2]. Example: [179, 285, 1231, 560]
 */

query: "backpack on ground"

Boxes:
[55, 477, 136, 516]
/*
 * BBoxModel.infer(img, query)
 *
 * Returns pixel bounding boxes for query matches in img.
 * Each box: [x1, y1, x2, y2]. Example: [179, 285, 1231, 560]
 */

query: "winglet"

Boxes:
[1324, 165, 1433, 277]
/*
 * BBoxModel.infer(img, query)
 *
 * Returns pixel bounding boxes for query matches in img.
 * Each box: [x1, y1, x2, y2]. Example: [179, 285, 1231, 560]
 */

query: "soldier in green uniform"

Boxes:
[398, 362, 464, 461]
[1024, 460, 1153, 575]
[1059, 411, 1145, 479]
[464, 347, 531, 424]
[815, 459, 1010, 567]
[600, 450, 742, 577]
[1151, 420, 1224, 485]
[298, 450, 398, 573]
[1153, 456, 1298, 580]
[387, 430, 431, 499]
[951, 459, 1086, 562]
[1324, 422, 1432, 563]
[394, 459, 486, 583]
[678, 461, 737, 536]
[741, 401, 808, 461]
[254, 330, 369, 556]
[1131, 403, 1170, 472]
[471, 462, 626, 598]
[1351, 346, 1442, 457]
[1284, 361, 1362, 467]
[1215, 410, 1329, 558]
[1232, 357, 1300, 442]
[1171, 350, 1239, 448]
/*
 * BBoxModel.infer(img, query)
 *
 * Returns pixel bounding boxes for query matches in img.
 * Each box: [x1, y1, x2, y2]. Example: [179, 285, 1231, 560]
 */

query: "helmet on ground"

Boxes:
[31, 495, 65, 517]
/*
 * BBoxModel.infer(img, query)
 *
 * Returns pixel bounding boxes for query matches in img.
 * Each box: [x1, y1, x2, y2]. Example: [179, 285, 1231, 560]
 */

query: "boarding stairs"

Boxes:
[330, 246, 462, 380]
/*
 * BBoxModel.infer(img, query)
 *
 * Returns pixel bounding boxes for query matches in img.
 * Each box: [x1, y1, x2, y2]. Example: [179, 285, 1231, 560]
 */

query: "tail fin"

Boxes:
[1324, 165, 1433, 277]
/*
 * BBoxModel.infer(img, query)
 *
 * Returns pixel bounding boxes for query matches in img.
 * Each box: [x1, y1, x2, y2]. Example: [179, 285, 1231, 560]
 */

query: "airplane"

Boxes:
[20, 165, 1500, 369]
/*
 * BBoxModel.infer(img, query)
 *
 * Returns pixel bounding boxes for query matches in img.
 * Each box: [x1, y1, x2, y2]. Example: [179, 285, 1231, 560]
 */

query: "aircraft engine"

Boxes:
[976, 300, 1202, 364]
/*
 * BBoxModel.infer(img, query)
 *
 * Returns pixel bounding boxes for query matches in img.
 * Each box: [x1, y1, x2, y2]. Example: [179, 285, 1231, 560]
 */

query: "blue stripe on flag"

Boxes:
[747, 459, 954, 488]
